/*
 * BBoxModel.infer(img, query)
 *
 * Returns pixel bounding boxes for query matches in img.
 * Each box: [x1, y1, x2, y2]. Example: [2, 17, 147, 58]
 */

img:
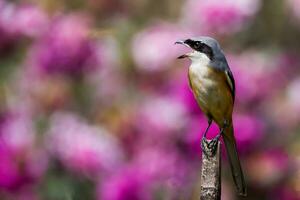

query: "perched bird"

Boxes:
[175, 36, 246, 196]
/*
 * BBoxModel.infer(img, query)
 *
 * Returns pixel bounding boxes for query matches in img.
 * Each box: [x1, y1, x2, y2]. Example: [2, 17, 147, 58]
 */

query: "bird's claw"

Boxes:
[201, 135, 220, 157]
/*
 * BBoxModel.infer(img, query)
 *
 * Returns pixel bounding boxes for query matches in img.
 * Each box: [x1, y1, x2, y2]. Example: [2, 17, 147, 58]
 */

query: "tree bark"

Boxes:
[200, 140, 221, 200]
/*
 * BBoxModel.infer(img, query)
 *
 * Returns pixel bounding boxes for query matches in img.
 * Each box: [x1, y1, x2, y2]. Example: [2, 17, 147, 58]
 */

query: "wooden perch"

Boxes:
[200, 139, 221, 200]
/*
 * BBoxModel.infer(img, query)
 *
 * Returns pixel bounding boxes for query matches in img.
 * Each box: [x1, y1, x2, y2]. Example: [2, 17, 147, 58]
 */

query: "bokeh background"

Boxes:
[1, 0, 300, 199]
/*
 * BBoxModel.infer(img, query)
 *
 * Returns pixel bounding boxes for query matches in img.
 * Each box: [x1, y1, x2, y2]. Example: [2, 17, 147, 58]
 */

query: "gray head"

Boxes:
[175, 36, 227, 68]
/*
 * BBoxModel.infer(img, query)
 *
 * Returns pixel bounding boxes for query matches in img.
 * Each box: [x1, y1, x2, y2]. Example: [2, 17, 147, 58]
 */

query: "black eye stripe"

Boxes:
[201, 45, 214, 60]
[184, 39, 214, 60]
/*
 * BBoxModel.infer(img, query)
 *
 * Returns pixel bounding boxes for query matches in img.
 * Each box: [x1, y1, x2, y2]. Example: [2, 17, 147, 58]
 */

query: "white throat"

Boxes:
[188, 51, 210, 66]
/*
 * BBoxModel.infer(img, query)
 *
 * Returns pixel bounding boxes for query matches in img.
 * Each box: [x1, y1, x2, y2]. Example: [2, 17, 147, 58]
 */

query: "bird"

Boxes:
[175, 36, 247, 196]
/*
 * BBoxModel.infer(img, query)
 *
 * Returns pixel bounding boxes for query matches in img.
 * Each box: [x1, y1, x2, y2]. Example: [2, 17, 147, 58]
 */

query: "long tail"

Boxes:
[223, 124, 247, 196]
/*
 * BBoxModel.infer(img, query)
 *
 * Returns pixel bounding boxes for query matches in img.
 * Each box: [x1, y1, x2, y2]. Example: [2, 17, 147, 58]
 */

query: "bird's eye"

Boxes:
[194, 42, 201, 49]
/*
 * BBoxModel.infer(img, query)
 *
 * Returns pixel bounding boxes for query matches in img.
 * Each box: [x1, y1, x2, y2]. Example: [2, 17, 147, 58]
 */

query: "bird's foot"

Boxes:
[201, 135, 220, 157]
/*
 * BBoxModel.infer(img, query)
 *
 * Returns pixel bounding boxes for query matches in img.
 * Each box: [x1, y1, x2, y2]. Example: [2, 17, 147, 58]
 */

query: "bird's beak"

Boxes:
[175, 39, 190, 59]
[177, 54, 188, 59]
[174, 40, 185, 45]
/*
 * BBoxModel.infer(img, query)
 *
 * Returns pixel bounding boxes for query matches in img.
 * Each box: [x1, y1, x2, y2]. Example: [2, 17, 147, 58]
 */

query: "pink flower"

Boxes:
[232, 113, 265, 154]
[183, 113, 264, 156]
[132, 147, 193, 188]
[0, 3, 48, 38]
[0, 111, 47, 191]
[182, 0, 261, 34]
[99, 147, 193, 200]
[273, 187, 300, 200]
[246, 149, 289, 187]
[5, 188, 39, 200]
[10, 5, 49, 38]
[0, 2, 18, 53]
[30, 14, 99, 77]
[268, 77, 300, 129]
[46, 112, 123, 177]
[287, 0, 300, 22]
[183, 116, 220, 156]
[228, 51, 287, 104]
[99, 166, 152, 200]
[135, 95, 188, 139]
[167, 72, 203, 115]
[85, 38, 124, 105]
[286, 78, 300, 113]
[132, 23, 191, 72]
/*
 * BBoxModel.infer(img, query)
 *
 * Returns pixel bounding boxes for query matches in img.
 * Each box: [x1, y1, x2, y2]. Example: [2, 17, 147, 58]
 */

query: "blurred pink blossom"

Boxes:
[99, 166, 152, 200]
[287, 0, 300, 21]
[0, 3, 48, 38]
[0, 188, 39, 200]
[0, 112, 34, 155]
[136, 95, 188, 138]
[228, 51, 286, 104]
[183, 113, 264, 156]
[0, 2, 18, 52]
[86, 38, 125, 104]
[30, 14, 99, 77]
[47, 112, 123, 177]
[132, 147, 193, 189]
[168, 72, 202, 115]
[184, 116, 220, 156]
[269, 77, 300, 129]
[132, 23, 191, 72]
[10, 5, 49, 38]
[233, 113, 265, 153]
[246, 149, 289, 187]
[182, 0, 261, 34]
[0, 111, 47, 191]
[99, 147, 193, 200]
[286, 78, 300, 113]
[274, 187, 300, 200]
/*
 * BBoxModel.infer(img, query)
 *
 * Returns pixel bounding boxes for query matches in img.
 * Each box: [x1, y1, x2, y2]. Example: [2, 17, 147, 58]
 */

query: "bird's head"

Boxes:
[175, 36, 222, 63]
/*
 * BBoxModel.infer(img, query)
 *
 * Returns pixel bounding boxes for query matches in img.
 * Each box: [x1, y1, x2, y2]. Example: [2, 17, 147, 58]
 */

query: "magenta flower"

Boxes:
[85, 38, 124, 104]
[182, 0, 261, 34]
[184, 116, 220, 156]
[135, 95, 188, 139]
[46, 112, 123, 177]
[183, 113, 264, 156]
[273, 187, 300, 200]
[167, 73, 203, 115]
[5, 189, 39, 200]
[0, 3, 48, 38]
[99, 166, 152, 200]
[99, 147, 193, 200]
[0, 111, 47, 191]
[132, 147, 193, 189]
[232, 113, 265, 154]
[228, 51, 286, 104]
[31, 14, 98, 77]
[9, 5, 49, 38]
[131, 23, 191, 72]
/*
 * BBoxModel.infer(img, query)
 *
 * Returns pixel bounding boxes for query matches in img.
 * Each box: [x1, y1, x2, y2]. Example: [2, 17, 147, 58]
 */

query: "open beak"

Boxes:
[175, 39, 190, 59]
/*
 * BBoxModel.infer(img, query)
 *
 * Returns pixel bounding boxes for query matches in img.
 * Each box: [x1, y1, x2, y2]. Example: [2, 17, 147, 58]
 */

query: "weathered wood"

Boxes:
[200, 139, 221, 200]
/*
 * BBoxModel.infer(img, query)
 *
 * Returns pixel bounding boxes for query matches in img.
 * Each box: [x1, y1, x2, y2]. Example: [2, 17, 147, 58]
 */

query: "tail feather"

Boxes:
[223, 124, 247, 196]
